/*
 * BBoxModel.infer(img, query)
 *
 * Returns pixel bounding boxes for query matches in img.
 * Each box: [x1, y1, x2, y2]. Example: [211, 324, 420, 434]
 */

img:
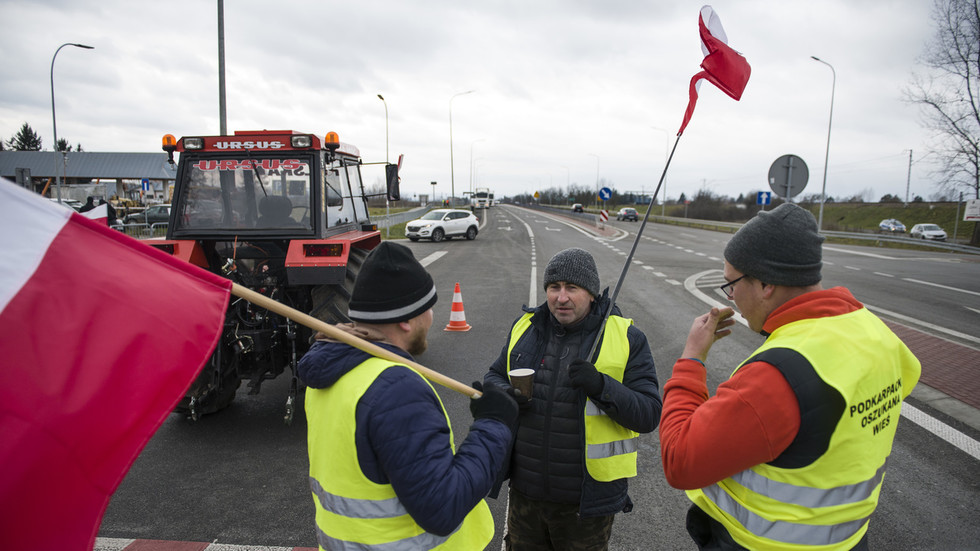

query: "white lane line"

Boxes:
[902, 277, 980, 298]
[844, 266, 860, 271]
[824, 246, 899, 259]
[419, 251, 447, 267]
[874, 272, 895, 277]
[901, 402, 980, 461]
[865, 304, 980, 346]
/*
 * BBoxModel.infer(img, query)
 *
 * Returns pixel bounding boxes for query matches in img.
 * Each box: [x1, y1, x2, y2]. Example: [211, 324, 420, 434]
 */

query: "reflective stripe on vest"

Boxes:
[688, 307, 921, 550]
[506, 313, 638, 482]
[306, 356, 494, 550]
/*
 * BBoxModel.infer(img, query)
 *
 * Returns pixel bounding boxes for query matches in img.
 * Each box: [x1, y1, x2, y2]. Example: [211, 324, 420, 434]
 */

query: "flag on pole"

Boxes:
[0, 178, 231, 550]
[677, 5, 751, 135]
[81, 202, 109, 225]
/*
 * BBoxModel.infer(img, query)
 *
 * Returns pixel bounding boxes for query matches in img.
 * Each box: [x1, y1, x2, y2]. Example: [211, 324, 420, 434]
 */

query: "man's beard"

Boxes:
[406, 326, 428, 356]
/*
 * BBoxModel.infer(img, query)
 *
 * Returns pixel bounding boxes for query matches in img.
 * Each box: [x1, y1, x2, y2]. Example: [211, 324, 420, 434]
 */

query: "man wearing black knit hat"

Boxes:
[660, 203, 921, 550]
[298, 241, 518, 549]
[483, 247, 662, 550]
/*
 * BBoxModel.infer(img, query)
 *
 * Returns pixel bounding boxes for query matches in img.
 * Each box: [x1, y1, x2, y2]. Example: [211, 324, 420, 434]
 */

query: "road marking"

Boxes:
[874, 272, 894, 277]
[419, 251, 447, 267]
[824, 246, 899, 259]
[865, 304, 980, 345]
[666, 279, 681, 286]
[498, 226, 512, 231]
[901, 403, 980, 461]
[968, 307, 980, 315]
[845, 266, 860, 271]
[902, 277, 980, 298]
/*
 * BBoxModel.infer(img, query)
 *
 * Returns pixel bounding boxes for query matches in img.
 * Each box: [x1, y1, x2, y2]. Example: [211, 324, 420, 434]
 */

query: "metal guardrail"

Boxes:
[519, 203, 980, 256]
[372, 206, 429, 228]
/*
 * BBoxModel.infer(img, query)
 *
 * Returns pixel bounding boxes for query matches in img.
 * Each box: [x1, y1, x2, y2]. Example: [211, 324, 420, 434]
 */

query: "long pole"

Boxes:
[811, 56, 835, 231]
[905, 149, 912, 206]
[50, 42, 94, 204]
[218, 0, 227, 135]
[449, 90, 474, 208]
[588, 153, 600, 211]
[231, 283, 478, 397]
[378, 94, 389, 236]
[378, 94, 389, 162]
[651, 127, 669, 216]
[587, 134, 683, 361]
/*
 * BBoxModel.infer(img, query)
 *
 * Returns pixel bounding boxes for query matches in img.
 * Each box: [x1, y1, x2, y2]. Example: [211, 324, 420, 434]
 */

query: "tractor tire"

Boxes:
[310, 246, 371, 325]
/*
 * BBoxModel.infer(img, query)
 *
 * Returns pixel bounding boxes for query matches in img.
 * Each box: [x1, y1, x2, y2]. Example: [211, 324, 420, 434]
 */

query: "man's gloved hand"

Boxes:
[505, 385, 532, 410]
[470, 381, 519, 429]
[568, 359, 604, 397]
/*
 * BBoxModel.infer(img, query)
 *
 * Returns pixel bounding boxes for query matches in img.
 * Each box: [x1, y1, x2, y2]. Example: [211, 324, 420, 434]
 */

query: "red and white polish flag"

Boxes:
[81, 202, 109, 225]
[0, 178, 231, 551]
[677, 5, 752, 135]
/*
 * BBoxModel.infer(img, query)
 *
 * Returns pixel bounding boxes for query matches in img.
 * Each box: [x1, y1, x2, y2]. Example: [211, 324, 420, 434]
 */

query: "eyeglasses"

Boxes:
[719, 274, 747, 299]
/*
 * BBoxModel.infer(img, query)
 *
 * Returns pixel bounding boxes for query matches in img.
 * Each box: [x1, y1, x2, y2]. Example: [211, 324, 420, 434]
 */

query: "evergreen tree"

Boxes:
[7, 122, 43, 151]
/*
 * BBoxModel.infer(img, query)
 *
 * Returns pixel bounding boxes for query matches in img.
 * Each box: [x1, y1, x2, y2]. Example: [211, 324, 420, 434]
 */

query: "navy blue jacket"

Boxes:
[298, 335, 512, 536]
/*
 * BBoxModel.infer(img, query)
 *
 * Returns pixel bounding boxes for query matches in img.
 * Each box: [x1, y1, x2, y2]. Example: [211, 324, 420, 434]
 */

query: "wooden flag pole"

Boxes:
[230, 283, 480, 398]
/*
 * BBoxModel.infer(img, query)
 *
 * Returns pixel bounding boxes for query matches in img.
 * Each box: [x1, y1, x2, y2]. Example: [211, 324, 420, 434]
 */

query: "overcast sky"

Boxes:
[0, 0, 945, 204]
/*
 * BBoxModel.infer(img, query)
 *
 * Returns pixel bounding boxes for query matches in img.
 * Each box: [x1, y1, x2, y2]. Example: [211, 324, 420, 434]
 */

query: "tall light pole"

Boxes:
[51, 42, 94, 204]
[377, 94, 389, 163]
[651, 126, 670, 217]
[811, 56, 835, 231]
[449, 90, 474, 208]
[218, 0, 226, 135]
[588, 153, 600, 210]
[469, 138, 485, 196]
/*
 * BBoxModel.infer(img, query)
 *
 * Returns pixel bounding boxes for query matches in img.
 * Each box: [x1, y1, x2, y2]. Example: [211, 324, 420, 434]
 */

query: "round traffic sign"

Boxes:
[599, 187, 612, 201]
[768, 154, 809, 199]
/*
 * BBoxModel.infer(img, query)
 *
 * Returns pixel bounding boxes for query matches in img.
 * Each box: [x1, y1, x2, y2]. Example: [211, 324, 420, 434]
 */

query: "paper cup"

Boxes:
[508, 368, 535, 399]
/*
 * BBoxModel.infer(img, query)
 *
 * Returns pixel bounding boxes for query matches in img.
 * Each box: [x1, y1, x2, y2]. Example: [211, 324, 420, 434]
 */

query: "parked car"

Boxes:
[616, 207, 639, 221]
[910, 223, 947, 241]
[405, 209, 479, 242]
[122, 204, 172, 225]
[572, 203, 584, 213]
[878, 218, 906, 233]
[47, 198, 83, 212]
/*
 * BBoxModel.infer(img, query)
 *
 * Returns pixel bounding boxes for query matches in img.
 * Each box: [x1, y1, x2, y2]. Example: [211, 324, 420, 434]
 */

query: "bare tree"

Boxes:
[906, 0, 979, 201]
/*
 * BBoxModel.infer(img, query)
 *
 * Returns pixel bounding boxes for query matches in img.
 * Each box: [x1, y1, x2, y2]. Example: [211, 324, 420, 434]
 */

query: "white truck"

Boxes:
[471, 187, 491, 210]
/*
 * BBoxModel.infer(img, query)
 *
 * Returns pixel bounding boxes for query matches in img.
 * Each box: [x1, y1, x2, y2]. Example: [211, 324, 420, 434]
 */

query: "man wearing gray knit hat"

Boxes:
[483, 247, 662, 549]
[660, 203, 921, 550]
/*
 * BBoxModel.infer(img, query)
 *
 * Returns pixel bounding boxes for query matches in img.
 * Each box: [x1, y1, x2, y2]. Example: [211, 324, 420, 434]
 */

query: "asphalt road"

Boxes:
[100, 204, 980, 550]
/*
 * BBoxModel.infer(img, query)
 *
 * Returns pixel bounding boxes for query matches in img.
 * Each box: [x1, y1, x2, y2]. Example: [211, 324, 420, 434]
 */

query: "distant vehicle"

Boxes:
[572, 203, 584, 213]
[47, 198, 83, 211]
[910, 223, 947, 241]
[405, 209, 479, 242]
[878, 218, 906, 233]
[616, 207, 639, 222]
[471, 187, 491, 210]
[123, 204, 172, 225]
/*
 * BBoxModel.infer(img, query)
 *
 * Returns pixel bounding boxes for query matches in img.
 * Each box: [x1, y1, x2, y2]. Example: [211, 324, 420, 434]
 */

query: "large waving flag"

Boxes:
[678, 5, 751, 135]
[0, 178, 231, 550]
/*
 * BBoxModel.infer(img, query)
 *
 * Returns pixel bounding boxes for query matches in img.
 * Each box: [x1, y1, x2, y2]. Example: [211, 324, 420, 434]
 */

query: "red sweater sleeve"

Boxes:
[659, 359, 801, 490]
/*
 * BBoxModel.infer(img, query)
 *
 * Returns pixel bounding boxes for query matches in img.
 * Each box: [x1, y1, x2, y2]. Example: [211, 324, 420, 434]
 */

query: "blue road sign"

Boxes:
[141, 178, 150, 192]
[599, 187, 612, 201]
[757, 191, 772, 205]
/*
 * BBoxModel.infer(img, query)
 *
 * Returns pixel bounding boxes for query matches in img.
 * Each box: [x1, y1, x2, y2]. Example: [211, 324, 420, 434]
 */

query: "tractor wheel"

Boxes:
[310, 246, 371, 325]
[175, 346, 241, 420]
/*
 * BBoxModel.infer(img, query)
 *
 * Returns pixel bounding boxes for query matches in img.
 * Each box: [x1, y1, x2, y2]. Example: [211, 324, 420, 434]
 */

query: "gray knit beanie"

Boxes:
[724, 203, 824, 286]
[543, 248, 600, 297]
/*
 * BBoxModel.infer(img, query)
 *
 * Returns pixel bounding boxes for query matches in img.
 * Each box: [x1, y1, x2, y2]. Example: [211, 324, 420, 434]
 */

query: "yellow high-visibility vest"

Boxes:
[306, 357, 493, 550]
[507, 313, 639, 482]
[688, 307, 921, 550]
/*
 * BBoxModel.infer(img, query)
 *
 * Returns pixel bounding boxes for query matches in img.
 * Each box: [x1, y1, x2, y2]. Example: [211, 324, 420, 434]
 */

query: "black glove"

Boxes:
[470, 381, 519, 429]
[505, 385, 532, 410]
[568, 359, 604, 397]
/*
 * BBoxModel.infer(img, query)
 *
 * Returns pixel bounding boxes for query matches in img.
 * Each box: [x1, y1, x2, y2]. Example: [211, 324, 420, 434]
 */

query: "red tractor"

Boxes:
[152, 130, 396, 422]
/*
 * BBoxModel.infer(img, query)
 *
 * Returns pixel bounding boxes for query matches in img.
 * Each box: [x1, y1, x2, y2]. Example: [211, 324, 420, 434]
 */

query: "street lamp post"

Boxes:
[651, 127, 670, 217]
[588, 154, 600, 211]
[50, 42, 94, 204]
[811, 56, 835, 232]
[470, 138, 485, 196]
[377, 94, 389, 163]
[449, 90, 474, 208]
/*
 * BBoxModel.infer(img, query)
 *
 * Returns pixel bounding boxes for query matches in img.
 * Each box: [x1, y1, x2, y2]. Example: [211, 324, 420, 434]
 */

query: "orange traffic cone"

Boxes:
[444, 282, 472, 332]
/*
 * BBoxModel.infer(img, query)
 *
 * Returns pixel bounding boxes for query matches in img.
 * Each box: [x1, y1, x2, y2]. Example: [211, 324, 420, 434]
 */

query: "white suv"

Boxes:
[406, 209, 479, 242]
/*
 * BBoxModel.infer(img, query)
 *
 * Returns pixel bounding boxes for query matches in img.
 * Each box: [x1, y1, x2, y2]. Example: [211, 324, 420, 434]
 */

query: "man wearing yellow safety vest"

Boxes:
[298, 242, 519, 550]
[484, 247, 662, 550]
[660, 203, 921, 550]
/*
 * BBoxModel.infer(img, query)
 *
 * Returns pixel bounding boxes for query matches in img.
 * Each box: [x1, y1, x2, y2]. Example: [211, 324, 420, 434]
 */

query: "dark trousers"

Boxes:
[686, 505, 870, 550]
[505, 489, 615, 551]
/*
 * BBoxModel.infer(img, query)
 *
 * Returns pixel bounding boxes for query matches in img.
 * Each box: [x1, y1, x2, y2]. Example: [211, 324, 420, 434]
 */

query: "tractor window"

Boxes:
[176, 155, 314, 231]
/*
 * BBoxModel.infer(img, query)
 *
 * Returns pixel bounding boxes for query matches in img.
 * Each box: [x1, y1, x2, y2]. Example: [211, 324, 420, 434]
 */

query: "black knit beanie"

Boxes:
[724, 203, 825, 286]
[543, 247, 600, 297]
[348, 242, 438, 323]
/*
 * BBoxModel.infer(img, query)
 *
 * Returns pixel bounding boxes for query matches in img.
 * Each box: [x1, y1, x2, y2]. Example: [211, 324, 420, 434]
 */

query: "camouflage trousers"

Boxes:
[504, 489, 615, 551]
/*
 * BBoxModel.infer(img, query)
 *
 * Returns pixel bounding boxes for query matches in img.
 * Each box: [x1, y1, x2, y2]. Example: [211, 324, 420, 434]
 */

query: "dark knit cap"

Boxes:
[724, 203, 825, 286]
[543, 247, 600, 297]
[348, 242, 438, 323]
